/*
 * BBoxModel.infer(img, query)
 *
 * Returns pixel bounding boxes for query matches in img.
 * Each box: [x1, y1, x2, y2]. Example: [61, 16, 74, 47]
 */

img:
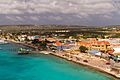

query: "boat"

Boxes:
[18, 48, 31, 55]
[0, 40, 8, 44]
[40, 51, 52, 54]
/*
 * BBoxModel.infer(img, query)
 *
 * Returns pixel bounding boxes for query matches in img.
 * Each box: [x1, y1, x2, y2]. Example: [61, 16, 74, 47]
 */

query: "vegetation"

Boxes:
[79, 46, 88, 53]
[32, 39, 47, 50]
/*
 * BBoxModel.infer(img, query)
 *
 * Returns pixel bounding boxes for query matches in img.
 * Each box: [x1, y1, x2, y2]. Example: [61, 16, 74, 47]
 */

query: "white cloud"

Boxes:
[6, 16, 16, 21]
[0, 0, 119, 15]
[48, 16, 63, 21]
[0, 0, 120, 25]
[30, 16, 39, 21]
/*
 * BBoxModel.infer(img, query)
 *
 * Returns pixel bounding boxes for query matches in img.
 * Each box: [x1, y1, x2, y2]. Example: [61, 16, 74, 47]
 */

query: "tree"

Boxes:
[32, 39, 39, 44]
[79, 46, 88, 53]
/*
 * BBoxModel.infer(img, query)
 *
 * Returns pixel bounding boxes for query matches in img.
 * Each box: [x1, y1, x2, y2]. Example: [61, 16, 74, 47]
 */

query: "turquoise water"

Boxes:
[0, 43, 115, 80]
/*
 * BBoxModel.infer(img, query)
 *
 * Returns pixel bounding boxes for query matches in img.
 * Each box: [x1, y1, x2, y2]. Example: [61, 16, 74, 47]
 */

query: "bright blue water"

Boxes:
[0, 43, 115, 80]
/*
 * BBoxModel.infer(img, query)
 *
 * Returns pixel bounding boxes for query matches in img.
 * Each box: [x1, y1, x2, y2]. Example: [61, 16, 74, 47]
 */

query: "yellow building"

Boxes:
[76, 41, 111, 52]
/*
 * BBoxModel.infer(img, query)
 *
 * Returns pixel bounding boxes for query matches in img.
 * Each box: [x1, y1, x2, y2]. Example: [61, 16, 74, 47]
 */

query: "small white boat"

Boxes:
[0, 40, 8, 44]
[40, 51, 51, 54]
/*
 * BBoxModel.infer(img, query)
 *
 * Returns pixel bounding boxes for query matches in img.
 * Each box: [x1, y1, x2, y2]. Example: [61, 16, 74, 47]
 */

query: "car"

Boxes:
[109, 55, 120, 62]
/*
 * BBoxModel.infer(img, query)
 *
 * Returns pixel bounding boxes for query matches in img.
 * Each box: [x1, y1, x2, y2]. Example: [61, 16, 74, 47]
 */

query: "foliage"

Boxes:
[32, 39, 47, 50]
[79, 46, 88, 53]
[32, 39, 39, 44]
[81, 34, 99, 39]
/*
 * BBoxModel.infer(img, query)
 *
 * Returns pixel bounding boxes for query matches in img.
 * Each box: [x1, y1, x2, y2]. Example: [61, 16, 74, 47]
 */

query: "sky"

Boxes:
[0, 0, 120, 26]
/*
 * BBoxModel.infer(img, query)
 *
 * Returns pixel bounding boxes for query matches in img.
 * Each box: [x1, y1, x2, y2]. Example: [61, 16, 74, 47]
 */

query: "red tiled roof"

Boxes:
[77, 41, 110, 46]
[64, 44, 75, 46]
[35, 38, 42, 41]
[100, 41, 110, 45]
[55, 41, 62, 46]
[91, 41, 110, 45]
[108, 50, 114, 54]
[46, 38, 57, 42]
[111, 44, 120, 46]
[77, 41, 91, 46]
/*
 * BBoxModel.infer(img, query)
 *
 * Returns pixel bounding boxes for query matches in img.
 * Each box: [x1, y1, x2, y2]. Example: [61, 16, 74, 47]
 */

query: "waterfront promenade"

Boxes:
[50, 51, 120, 78]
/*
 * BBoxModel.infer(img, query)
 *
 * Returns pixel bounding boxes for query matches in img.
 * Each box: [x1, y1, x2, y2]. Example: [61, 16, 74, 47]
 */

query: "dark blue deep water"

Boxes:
[0, 43, 116, 80]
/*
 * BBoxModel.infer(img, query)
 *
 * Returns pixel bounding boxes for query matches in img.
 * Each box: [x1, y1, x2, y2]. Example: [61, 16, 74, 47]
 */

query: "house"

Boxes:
[109, 48, 120, 56]
[54, 41, 62, 50]
[46, 38, 57, 42]
[91, 41, 111, 52]
[18, 35, 27, 42]
[76, 41, 91, 50]
[76, 41, 111, 52]
[27, 36, 35, 40]
[54, 41, 75, 50]
[99, 38, 120, 47]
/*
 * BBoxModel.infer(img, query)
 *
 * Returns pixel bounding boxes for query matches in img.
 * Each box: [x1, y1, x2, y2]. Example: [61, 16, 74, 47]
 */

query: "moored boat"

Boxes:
[0, 40, 8, 44]
[18, 48, 31, 55]
[40, 51, 52, 54]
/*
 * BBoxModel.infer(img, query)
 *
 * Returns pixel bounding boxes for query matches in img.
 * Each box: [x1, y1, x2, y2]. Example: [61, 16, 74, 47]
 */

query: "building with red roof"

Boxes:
[54, 41, 62, 46]
[91, 41, 111, 52]
[76, 40, 111, 52]
[46, 38, 57, 42]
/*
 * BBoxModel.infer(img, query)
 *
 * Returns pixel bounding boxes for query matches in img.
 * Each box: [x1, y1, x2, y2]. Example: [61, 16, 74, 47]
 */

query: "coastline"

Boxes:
[6, 40, 120, 79]
[50, 52, 120, 79]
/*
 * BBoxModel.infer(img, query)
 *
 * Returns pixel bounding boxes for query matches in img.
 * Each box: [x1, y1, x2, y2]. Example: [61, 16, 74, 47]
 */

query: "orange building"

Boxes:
[54, 41, 62, 46]
[91, 41, 111, 52]
[76, 41, 91, 50]
[76, 41, 111, 52]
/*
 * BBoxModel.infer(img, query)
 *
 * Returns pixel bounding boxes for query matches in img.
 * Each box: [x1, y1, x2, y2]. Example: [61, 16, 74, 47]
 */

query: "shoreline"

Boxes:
[6, 40, 120, 79]
[50, 52, 120, 79]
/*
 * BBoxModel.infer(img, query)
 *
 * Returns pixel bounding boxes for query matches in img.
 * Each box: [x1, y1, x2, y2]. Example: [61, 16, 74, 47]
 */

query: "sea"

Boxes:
[0, 43, 117, 80]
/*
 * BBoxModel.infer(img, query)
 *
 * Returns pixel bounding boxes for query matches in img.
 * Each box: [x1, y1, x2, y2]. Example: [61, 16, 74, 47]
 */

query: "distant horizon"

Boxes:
[0, 23, 120, 27]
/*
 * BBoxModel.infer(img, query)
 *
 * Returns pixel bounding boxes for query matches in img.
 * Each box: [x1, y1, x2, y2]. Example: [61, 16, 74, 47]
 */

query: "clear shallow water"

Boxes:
[0, 43, 115, 80]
